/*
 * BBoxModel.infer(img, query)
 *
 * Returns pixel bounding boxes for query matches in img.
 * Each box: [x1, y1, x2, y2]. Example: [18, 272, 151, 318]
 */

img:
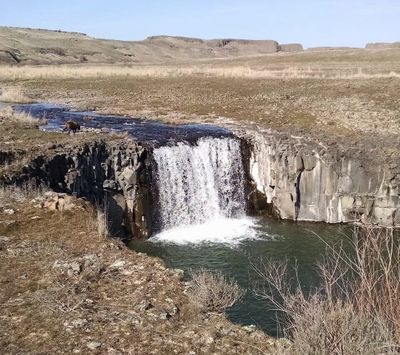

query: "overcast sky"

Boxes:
[1, 0, 399, 48]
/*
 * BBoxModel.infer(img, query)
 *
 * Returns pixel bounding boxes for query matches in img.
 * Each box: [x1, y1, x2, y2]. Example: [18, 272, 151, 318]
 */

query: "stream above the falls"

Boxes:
[13, 103, 233, 145]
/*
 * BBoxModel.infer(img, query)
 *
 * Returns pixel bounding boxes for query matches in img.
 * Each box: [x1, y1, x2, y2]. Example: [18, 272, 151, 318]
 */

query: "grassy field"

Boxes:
[1, 49, 399, 162]
[1, 48, 399, 165]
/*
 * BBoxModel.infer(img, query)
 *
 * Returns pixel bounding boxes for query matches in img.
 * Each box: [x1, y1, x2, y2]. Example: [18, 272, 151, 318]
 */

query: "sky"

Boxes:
[0, 0, 399, 48]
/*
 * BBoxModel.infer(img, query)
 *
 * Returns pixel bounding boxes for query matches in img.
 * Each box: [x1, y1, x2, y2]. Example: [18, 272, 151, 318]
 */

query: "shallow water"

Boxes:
[13, 103, 232, 145]
[129, 217, 351, 335]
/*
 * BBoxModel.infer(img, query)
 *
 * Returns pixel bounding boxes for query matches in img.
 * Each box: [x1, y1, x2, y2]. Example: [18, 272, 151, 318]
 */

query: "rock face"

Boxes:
[2, 127, 399, 238]
[5, 140, 154, 239]
[244, 131, 400, 227]
[278, 43, 303, 52]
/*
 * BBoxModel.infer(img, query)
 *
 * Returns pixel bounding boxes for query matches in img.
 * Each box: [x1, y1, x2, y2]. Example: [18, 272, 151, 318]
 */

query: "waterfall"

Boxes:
[153, 137, 246, 232]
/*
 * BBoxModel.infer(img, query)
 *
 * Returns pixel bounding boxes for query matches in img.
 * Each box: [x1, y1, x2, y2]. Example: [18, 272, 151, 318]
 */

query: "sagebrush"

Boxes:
[188, 268, 244, 313]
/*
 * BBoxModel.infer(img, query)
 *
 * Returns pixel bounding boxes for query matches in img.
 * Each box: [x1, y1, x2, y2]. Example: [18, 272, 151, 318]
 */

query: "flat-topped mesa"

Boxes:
[278, 43, 303, 52]
[145, 35, 205, 44]
[145, 35, 281, 53]
[0, 26, 304, 64]
[307, 46, 360, 51]
[366, 42, 400, 49]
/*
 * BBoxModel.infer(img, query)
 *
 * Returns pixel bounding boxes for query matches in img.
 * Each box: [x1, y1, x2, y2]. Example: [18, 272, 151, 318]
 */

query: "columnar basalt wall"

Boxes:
[2, 140, 154, 239]
[2, 128, 399, 238]
[243, 131, 400, 226]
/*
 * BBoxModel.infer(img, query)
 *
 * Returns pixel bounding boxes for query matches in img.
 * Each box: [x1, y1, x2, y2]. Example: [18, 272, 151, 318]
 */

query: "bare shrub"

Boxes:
[0, 87, 34, 103]
[288, 298, 393, 355]
[343, 226, 399, 343]
[188, 268, 244, 313]
[254, 226, 400, 354]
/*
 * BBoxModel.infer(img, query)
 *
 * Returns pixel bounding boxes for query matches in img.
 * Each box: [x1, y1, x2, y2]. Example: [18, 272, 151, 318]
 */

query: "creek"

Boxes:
[12, 103, 355, 334]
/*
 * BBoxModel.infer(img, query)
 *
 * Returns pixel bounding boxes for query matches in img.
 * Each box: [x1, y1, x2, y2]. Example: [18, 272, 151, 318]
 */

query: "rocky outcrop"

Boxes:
[2, 140, 155, 239]
[3, 123, 399, 238]
[0, 26, 305, 65]
[278, 43, 303, 52]
[244, 131, 400, 227]
[307, 47, 359, 52]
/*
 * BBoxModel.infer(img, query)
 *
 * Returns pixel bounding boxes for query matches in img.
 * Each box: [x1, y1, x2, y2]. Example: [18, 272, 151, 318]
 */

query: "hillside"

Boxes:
[0, 26, 303, 65]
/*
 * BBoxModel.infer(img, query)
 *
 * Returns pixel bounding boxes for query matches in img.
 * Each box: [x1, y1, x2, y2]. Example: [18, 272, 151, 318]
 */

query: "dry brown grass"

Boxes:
[95, 208, 110, 238]
[254, 226, 400, 354]
[0, 86, 34, 103]
[0, 181, 48, 207]
[0, 106, 46, 126]
[1, 63, 399, 80]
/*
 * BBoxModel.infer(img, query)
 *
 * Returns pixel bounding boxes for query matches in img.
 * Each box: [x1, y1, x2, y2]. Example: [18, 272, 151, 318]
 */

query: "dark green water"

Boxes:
[129, 216, 351, 335]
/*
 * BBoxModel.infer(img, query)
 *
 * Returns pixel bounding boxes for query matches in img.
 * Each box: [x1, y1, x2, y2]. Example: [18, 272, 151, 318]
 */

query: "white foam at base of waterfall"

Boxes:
[151, 216, 259, 246]
[152, 137, 257, 245]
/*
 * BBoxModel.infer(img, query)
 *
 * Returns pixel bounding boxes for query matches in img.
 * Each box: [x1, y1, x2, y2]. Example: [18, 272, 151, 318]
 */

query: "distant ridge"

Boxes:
[366, 42, 400, 49]
[0, 26, 303, 65]
[307, 46, 360, 52]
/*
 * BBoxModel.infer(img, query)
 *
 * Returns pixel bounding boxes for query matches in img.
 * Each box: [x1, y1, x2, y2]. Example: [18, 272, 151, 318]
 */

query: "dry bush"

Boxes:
[188, 268, 244, 313]
[0, 87, 34, 103]
[254, 226, 400, 354]
[342, 226, 400, 342]
[286, 297, 393, 355]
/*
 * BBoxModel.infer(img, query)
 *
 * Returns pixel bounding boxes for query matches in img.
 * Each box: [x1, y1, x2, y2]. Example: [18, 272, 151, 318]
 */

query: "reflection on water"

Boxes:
[129, 217, 351, 335]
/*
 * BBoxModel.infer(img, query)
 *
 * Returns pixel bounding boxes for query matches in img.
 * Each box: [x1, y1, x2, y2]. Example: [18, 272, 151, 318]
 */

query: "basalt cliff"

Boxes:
[244, 129, 400, 227]
[2, 126, 399, 243]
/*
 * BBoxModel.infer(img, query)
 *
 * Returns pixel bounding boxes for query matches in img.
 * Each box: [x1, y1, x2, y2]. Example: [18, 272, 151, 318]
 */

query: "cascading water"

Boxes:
[152, 137, 257, 244]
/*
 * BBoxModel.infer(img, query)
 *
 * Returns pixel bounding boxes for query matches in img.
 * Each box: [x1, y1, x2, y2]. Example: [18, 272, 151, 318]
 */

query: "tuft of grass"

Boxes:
[95, 209, 110, 238]
[0, 87, 34, 103]
[0, 106, 47, 126]
[188, 268, 244, 313]
[0, 182, 48, 207]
